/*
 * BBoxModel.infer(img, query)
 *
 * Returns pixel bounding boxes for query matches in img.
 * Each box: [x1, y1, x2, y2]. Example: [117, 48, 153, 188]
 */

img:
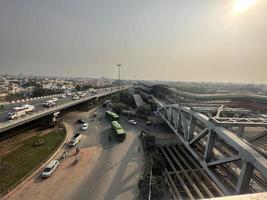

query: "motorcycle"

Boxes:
[62, 151, 67, 159]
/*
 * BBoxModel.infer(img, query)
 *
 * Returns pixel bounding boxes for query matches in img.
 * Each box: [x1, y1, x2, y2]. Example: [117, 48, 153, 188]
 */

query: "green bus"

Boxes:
[106, 110, 119, 121]
[111, 121, 126, 142]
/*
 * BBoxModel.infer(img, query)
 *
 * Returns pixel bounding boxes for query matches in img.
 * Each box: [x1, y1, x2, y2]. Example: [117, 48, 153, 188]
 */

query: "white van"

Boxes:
[42, 160, 59, 178]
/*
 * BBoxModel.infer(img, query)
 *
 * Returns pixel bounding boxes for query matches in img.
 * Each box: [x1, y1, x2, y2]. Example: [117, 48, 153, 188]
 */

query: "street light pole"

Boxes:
[116, 64, 122, 103]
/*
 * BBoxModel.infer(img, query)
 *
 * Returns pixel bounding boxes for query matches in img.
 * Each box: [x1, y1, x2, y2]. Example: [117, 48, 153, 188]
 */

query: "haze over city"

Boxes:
[1, 1, 267, 200]
[0, 0, 267, 83]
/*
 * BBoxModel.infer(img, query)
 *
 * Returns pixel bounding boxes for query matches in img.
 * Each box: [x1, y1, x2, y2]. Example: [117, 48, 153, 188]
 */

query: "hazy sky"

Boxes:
[0, 0, 267, 83]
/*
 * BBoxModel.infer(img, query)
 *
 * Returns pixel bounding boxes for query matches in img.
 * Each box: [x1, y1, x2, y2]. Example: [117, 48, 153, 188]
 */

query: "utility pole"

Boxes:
[116, 64, 122, 103]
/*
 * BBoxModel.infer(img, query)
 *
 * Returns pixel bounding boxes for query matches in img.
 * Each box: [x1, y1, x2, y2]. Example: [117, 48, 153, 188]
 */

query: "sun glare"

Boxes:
[233, 0, 257, 13]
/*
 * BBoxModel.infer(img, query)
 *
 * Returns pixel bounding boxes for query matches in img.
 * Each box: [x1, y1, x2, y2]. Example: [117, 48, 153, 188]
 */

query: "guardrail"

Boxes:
[0, 86, 131, 133]
[0, 93, 65, 105]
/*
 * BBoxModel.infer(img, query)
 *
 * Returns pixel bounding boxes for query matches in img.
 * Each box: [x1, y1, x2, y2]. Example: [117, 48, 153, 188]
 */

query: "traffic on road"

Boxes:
[0, 86, 129, 131]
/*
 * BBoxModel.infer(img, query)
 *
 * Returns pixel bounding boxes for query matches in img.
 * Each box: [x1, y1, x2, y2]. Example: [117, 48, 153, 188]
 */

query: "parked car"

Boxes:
[128, 119, 137, 125]
[69, 133, 82, 147]
[77, 119, 85, 124]
[42, 160, 59, 178]
[146, 121, 152, 126]
[81, 123, 88, 130]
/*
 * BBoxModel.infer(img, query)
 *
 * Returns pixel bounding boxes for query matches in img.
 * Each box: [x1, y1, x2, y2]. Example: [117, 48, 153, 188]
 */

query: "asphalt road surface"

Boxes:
[4, 106, 144, 200]
[0, 88, 108, 124]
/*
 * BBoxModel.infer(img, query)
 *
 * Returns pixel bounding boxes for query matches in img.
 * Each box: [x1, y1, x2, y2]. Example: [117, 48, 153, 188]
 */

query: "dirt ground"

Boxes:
[2, 106, 144, 200]
[2, 146, 102, 200]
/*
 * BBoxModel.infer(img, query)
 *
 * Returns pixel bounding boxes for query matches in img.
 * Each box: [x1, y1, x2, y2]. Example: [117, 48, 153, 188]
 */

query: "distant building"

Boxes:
[42, 82, 53, 89]
[7, 84, 21, 94]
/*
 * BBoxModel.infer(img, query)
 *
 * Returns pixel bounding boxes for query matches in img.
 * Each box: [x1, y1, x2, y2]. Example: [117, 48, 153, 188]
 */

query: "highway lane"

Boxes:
[0, 88, 114, 124]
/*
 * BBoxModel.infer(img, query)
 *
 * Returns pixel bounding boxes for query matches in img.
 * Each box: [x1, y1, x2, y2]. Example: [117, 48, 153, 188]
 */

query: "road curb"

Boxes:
[1, 125, 70, 199]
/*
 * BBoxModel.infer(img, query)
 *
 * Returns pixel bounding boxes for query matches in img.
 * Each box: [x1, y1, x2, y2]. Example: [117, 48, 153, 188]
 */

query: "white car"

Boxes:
[69, 133, 82, 147]
[72, 96, 79, 100]
[61, 94, 66, 98]
[81, 123, 88, 130]
[42, 160, 59, 178]
[51, 98, 58, 102]
[21, 104, 35, 112]
[128, 119, 137, 125]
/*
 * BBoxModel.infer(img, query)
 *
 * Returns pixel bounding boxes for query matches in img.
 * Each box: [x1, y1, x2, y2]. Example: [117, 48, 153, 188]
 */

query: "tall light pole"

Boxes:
[116, 64, 122, 103]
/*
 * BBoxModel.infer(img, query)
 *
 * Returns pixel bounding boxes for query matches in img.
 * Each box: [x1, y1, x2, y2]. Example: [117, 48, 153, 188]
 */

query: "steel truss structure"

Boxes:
[157, 104, 267, 195]
[159, 144, 224, 199]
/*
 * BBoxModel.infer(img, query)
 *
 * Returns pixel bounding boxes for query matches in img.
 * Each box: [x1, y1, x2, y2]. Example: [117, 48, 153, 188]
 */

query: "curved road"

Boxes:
[4, 106, 143, 200]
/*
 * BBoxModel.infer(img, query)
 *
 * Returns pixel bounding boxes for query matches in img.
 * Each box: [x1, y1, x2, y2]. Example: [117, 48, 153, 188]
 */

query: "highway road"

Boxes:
[0, 86, 130, 133]
[4, 106, 144, 200]
[0, 88, 106, 122]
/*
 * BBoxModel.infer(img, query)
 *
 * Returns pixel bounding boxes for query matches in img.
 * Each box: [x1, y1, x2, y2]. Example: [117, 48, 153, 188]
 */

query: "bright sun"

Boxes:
[233, 0, 257, 13]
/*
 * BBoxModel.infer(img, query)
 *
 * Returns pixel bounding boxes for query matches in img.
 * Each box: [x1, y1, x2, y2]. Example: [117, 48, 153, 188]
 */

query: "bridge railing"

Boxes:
[0, 85, 131, 133]
[157, 103, 267, 195]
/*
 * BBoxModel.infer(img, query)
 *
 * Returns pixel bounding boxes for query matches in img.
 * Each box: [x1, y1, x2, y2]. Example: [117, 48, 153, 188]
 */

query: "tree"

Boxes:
[112, 103, 128, 114]
[32, 87, 60, 97]
[5, 93, 25, 101]
[136, 104, 151, 118]
[75, 84, 82, 91]
[119, 91, 136, 108]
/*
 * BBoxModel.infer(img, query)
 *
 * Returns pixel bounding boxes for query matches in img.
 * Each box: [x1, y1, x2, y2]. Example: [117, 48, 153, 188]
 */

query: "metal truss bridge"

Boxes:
[157, 102, 267, 197]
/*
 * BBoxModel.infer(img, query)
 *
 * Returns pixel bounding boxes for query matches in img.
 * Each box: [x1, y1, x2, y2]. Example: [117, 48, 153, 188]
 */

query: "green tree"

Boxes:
[5, 93, 25, 101]
[75, 84, 82, 91]
[112, 103, 127, 114]
[119, 91, 136, 108]
[32, 87, 60, 97]
[136, 104, 151, 117]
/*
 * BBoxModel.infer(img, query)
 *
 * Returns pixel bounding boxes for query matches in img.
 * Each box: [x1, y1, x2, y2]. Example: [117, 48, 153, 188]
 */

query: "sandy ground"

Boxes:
[3, 146, 102, 200]
[2, 106, 148, 200]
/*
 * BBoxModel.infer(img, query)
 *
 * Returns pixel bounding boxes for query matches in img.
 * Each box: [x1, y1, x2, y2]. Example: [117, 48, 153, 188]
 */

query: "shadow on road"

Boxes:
[103, 138, 141, 200]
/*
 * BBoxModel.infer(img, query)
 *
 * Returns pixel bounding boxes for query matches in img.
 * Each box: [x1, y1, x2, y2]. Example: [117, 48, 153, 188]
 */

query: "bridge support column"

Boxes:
[237, 127, 245, 137]
[187, 116, 195, 141]
[235, 161, 253, 194]
[204, 130, 215, 162]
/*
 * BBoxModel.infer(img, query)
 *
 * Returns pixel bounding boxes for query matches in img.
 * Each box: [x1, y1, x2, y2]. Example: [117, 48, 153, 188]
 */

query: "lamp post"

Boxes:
[116, 64, 122, 103]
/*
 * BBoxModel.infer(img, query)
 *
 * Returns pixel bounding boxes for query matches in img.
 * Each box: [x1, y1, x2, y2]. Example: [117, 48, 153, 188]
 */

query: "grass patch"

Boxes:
[0, 128, 66, 195]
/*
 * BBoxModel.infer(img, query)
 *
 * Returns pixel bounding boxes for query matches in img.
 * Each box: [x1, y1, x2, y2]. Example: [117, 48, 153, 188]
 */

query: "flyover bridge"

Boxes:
[0, 85, 130, 133]
[135, 83, 267, 197]
[157, 102, 267, 196]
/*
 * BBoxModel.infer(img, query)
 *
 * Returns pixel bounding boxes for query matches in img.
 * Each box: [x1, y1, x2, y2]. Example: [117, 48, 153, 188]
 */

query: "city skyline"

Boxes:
[0, 0, 267, 83]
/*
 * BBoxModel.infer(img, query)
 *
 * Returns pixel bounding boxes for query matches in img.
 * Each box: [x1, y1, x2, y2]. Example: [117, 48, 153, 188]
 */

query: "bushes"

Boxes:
[136, 104, 151, 118]
[138, 175, 164, 200]
[111, 102, 128, 114]
[32, 87, 61, 97]
[139, 132, 166, 199]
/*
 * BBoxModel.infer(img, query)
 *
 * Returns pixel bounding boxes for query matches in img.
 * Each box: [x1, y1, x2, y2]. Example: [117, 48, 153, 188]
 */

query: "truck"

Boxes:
[8, 109, 26, 120]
